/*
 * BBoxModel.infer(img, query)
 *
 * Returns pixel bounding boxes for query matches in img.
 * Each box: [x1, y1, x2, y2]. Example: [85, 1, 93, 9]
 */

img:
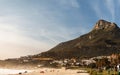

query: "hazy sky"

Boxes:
[0, 0, 120, 59]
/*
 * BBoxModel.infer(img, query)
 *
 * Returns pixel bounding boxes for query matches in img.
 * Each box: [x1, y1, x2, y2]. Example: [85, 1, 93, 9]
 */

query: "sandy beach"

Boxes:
[10, 68, 90, 75]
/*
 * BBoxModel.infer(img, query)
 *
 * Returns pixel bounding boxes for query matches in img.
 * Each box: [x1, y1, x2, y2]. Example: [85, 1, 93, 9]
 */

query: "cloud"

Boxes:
[57, 0, 80, 8]
[68, 0, 80, 8]
[119, 0, 120, 5]
[0, 0, 80, 59]
[0, 26, 52, 60]
[90, 0, 116, 22]
[15, 0, 81, 44]
[0, 16, 53, 59]
[105, 0, 115, 21]
[0, 0, 94, 60]
[92, 3, 104, 19]
[90, 1, 107, 20]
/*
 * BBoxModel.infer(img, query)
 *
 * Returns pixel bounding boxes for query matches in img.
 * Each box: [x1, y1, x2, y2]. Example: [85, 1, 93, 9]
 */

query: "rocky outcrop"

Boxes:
[93, 20, 118, 31]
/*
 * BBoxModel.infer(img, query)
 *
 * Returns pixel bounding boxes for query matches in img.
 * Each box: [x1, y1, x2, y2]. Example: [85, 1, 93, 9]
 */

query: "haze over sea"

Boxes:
[0, 68, 32, 75]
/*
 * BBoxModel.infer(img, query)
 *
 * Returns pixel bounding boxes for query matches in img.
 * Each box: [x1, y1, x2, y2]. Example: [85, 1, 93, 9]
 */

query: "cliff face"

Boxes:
[39, 20, 120, 59]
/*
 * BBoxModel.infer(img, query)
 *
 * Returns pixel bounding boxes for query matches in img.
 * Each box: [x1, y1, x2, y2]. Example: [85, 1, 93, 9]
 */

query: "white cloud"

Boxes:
[119, 0, 120, 4]
[105, 0, 115, 21]
[0, 18, 53, 59]
[0, 0, 82, 59]
[90, 1, 107, 19]
[57, 0, 80, 8]
[69, 0, 80, 8]
[92, 4, 103, 19]
[90, 0, 115, 21]
[0, 26, 52, 59]
[0, 9, 66, 60]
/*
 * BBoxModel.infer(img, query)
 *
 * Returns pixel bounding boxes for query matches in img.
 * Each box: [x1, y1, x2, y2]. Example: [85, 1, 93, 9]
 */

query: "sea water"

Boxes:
[0, 68, 32, 75]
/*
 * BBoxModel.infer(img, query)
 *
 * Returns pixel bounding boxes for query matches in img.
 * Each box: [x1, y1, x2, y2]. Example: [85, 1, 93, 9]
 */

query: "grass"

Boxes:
[61, 67, 119, 75]
[86, 68, 118, 75]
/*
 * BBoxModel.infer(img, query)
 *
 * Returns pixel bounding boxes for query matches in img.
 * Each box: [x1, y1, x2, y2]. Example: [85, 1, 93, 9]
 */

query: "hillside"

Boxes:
[39, 20, 120, 59]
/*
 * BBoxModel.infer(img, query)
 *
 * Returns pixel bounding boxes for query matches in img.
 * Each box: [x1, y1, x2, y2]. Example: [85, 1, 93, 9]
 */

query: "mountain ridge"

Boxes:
[39, 19, 120, 59]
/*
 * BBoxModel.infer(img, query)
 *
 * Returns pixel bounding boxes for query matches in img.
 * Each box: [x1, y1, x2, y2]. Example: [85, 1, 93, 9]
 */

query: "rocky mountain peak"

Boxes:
[93, 19, 118, 31]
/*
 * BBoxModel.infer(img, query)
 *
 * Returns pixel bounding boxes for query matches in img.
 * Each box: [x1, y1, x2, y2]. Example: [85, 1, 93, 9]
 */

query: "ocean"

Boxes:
[0, 68, 32, 75]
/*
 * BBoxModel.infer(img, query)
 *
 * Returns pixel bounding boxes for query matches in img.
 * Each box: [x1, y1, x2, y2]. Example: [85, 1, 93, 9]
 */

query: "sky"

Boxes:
[0, 0, 120, 60]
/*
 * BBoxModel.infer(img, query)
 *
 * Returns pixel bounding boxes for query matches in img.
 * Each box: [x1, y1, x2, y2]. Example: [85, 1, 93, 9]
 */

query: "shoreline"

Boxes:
[8, 67, 90, 75]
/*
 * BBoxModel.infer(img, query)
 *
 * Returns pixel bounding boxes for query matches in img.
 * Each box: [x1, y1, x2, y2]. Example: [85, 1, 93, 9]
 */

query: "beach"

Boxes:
[10, 68, 89, 75]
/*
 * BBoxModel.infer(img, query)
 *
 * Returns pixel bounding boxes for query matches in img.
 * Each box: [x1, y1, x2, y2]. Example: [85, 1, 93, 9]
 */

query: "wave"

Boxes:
[0, 68, 32, 75]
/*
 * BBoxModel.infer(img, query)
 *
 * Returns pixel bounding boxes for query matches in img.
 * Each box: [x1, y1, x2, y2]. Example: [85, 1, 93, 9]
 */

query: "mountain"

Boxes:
[39, 20, 120, 59]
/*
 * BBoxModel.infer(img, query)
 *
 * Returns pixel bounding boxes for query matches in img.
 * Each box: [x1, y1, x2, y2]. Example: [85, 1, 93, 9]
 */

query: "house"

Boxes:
[81, 59, 96, 65]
